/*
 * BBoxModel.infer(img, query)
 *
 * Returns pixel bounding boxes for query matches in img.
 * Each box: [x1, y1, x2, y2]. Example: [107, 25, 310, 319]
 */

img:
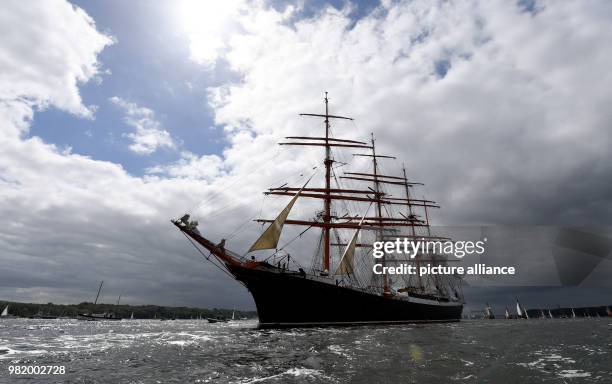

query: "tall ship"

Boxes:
[173, 94, 463, 328]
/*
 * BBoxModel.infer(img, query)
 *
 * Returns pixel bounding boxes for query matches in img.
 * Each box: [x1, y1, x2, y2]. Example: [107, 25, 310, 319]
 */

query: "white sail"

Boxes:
[485, 303, 493, 319]
[130, 312, 134, 320]
[571, 308, 576, 318]
[1, 305, 8, 317]
[248, 177, 312, 252]
[231, 310, 235, 320]
[516, 301, 523, 318]
[548, 310, 553, 318]
[524, 307, 529, 319]
[505, 308, 510, 319]
[334, 206, 370, 275]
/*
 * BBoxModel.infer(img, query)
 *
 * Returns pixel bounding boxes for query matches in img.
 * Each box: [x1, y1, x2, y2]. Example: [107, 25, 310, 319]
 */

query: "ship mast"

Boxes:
[94, 280, 103, 305]
[403, 166, 422, 291]
[323, 93, 332, 273]
[282, 92, 358, 273]
[353, 133, 396, 294]
[370, 134, 386, 293]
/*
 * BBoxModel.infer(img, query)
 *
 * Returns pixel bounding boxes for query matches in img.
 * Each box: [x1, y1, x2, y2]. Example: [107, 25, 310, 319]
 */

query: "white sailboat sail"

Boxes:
[248, 177, 313, 252]
[231, 311, 235, 320]
[505, 308, 511, 319]
[516, 300, 523, 318]
[548, 310, 553, 318]
[571, 308, 576, 318]
[334, 205, 371, 275]
[1, 305, 8, 317]
[524, 306, 529, 319]
[130, 312, 134, 320]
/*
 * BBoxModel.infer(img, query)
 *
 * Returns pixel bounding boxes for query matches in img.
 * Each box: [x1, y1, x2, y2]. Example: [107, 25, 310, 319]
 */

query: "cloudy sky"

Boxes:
[0, 0, 611, 312]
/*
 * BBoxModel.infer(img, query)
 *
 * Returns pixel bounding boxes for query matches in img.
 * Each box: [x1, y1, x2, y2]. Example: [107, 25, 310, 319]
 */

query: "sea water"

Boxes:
[0, 318, 609, 383]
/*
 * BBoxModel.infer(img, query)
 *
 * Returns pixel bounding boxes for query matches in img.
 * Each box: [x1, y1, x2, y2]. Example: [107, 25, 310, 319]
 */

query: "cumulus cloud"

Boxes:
[147, 151, 225, 179]
[175, 0, 298, 67]
[1, 0, 611, 309]
[199, 0, 612, 227]
[0, 1, 252, 307]
[0, 0, 113, 128]
[109, 96, 176, 155]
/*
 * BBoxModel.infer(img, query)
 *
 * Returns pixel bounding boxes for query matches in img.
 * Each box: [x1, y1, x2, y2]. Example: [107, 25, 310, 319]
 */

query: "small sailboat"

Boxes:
[548, 310, 553, 318]
[571, 308, 577, 318]
[505, 307, 511, 319]
[516, 299, 524, 319]
[524, 306, 530, 319]
[130, 312, 134, 320]
[540, 309, 546, 319]
[484, 303, 495, 319]
[206, 317, 228, 323]
[77, 281, 121, 321]
[231, 310, 235, 321]
[0, 305, 16, 318]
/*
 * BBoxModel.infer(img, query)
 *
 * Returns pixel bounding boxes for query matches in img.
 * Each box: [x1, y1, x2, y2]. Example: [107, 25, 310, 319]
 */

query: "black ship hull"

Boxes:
[228, 264, 463, 328]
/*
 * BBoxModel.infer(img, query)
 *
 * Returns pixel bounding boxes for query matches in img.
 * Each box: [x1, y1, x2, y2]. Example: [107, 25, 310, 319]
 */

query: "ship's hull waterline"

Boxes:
[228, 264, 463, 328]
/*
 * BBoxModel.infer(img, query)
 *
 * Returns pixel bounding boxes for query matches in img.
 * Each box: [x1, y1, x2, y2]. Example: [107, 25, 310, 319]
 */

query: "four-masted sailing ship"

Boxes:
[173, 93, 463, 328]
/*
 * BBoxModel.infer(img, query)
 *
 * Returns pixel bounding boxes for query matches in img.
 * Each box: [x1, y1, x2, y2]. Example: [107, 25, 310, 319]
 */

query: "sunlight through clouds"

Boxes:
[177, 0, 246, 66]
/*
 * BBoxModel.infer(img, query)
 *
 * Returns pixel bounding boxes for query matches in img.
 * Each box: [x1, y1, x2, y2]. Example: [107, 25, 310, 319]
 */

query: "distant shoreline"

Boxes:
[0, 300, 257, 320]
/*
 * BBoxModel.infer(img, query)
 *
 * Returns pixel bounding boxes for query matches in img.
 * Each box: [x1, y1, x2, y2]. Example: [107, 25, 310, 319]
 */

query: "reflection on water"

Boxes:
[0, 318, 610, 383]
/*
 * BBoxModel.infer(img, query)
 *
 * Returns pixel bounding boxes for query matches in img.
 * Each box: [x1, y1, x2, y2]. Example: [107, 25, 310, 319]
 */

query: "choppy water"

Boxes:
[0, 318, 610, 383]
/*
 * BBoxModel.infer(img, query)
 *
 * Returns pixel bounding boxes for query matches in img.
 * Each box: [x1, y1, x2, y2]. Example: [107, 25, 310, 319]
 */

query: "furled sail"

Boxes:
[334, 206, 370, 276]
[248, 176, 312, 252]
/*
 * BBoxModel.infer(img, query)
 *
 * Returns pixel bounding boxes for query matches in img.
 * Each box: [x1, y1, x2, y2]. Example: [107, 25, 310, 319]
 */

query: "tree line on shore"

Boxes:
[0, 300, 257, 319]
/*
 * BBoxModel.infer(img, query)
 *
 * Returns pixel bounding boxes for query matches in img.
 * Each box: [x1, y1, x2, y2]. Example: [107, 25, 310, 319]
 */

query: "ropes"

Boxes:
[181, 232, 244, 286]
[185, 146, 282, 215]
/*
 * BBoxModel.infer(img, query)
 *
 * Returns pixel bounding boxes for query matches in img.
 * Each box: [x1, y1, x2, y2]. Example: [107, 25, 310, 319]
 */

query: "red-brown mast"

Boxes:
[285, 92, 357, 273]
